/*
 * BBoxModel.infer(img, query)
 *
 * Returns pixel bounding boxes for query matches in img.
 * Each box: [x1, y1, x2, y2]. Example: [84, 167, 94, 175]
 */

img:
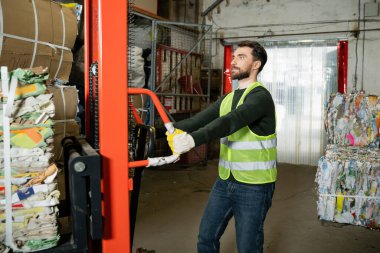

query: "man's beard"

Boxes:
[231, 69, 250, 80]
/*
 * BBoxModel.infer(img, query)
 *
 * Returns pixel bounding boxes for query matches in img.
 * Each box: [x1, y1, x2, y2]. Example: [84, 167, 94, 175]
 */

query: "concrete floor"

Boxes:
[132, 159, 380, 253]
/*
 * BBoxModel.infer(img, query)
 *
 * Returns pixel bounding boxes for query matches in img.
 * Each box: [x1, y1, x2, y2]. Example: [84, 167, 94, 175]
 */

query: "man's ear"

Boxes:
[252, 60, 262, 71]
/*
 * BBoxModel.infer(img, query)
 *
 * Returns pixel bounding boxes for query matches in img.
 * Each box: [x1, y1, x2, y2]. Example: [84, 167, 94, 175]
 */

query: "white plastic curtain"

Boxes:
[259, 40, 338, 165]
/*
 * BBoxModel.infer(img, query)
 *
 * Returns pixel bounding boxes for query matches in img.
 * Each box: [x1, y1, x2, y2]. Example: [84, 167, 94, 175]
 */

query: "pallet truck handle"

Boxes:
[128, 88, 179, 168]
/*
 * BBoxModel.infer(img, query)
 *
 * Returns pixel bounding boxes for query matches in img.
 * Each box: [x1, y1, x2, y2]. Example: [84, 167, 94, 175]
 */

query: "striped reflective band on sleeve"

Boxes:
[219, 159, 276, 171]
[220, 137, 277, 150]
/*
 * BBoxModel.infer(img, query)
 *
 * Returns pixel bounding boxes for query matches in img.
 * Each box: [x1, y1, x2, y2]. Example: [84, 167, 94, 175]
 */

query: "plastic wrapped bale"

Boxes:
[316, 145, 380, 229]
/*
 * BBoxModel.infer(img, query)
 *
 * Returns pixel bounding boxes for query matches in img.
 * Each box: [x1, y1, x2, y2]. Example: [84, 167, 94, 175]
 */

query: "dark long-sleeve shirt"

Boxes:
[174, 86, 276, 147]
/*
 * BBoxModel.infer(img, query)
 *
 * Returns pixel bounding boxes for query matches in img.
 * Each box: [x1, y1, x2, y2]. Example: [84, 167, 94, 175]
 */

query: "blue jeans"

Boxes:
[197, 177, 275, 253]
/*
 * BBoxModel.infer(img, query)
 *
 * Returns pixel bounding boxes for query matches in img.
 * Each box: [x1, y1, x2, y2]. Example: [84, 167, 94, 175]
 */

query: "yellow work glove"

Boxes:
[166, 128, 185, 154]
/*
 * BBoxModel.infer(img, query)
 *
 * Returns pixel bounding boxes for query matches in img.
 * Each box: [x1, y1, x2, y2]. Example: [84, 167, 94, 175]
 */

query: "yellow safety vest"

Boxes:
[218, 82, 277, 184]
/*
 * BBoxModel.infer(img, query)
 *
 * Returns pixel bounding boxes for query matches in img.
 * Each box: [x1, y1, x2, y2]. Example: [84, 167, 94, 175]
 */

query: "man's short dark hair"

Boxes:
[238, 41, 267, 73]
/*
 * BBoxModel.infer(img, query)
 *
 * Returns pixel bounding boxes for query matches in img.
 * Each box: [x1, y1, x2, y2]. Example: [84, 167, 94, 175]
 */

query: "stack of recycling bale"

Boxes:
[46, 82, 80, 240]
[47, 83, 80, 165]
[324, 92, 380, 147]
[0, 0, 81, 250]
[316, 92, 380, 229]
[0, 68, 60, 251]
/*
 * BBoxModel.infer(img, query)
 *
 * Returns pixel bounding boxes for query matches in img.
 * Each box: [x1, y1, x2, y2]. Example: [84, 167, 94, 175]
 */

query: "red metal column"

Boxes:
[85, 0, 130, 252]
[223, 45, 233, 94]
[337, 40, 348, 94]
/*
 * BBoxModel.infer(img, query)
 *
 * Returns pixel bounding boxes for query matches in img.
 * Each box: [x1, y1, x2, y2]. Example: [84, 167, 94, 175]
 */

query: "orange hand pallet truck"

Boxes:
[48, 1, 175, 252]
[84, 1, 163, 252]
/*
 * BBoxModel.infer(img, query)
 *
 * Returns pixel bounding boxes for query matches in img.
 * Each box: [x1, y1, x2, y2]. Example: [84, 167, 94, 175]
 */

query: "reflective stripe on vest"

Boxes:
[218, 82, 277, 184]
[220, 137, 277, 150]
[219, 159, 276, 171]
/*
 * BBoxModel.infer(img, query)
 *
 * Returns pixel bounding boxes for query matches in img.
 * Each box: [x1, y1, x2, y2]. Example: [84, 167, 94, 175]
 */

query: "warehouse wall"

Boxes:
[201, 0, 380, 94]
